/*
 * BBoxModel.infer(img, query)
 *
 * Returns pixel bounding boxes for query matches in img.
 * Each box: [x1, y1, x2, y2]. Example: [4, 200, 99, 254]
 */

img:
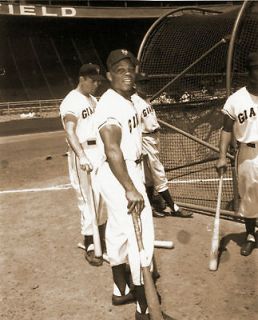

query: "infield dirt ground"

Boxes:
[0, 131, 257, 320]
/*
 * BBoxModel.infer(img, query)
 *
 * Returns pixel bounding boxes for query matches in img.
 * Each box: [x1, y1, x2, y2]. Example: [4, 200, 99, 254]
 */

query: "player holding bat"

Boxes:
[60, 63, 107, 266]
[95, 49, 172, 320]
[216, 52, 258, 257]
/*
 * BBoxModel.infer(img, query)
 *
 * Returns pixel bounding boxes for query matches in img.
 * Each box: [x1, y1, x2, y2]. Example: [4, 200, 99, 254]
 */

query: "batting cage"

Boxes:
[137, 1, 258, 219]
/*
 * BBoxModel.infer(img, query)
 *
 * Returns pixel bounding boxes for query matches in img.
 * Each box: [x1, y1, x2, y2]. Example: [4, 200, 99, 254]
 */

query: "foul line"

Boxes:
[168, 177, 232, 184]
[0, 183, 72, 194]
[0, 178, 232, 194]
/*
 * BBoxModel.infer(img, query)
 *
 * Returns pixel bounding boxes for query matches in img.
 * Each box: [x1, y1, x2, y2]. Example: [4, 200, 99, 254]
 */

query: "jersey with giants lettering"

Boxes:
[131, 93, 168, 192]
[131, 93, 160, 133]
[222, 86, 258, 143]
[60, 89, 97, 144]
[95, 89, 142, 162]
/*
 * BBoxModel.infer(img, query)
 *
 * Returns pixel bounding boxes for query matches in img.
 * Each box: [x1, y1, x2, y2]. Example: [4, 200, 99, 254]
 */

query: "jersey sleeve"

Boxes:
[60, 94, 80, 120]
[95, 98, 122, 132]
[222, 96, 235, 120]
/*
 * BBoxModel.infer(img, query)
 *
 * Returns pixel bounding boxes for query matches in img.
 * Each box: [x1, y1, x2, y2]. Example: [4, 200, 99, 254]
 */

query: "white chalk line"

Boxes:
[0, 183, 72, 194]
[168, 177, 232, 184]
[0, 178, 232, 194]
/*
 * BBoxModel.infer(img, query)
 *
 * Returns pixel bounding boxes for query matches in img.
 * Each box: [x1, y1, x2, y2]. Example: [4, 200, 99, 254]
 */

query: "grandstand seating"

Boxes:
[0, 15, 153, 102]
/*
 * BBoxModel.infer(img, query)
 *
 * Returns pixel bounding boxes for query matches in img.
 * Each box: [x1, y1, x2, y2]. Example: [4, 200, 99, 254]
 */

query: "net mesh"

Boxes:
[138, 3, 258, 213]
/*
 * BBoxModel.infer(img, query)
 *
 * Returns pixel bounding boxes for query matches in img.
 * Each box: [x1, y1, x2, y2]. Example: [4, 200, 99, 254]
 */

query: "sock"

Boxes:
[84, 235, 93, 251]
[159, 189, 175, 210]
[244, 218, 256, 238]
[112, 264, 129, 296]
[146, 186, 154, 203]
[134, 285, 148, 314]
[98, 223, 107, 252]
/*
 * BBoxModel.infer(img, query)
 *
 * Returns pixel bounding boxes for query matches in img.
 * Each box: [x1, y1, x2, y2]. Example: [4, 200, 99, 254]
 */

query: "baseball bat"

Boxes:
[131, 211, 164, 320]
[154, 240, 174, 249]
[209, 172, 224, 271]
[86, 173, 102, 258]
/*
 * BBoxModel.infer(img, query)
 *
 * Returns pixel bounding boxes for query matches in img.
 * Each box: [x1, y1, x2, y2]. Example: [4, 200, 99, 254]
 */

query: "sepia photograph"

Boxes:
[0, 1, 258, 319]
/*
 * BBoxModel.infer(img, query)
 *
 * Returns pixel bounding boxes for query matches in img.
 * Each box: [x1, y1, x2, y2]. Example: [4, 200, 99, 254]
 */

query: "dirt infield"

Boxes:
[0, 131, 257, 320]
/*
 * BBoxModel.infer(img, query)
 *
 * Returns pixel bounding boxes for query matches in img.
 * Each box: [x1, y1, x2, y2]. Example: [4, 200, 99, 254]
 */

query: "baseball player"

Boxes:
[132, 72, 193, 218]
[94, 49, 168, 320]
[216, 52, 258, 256]
[60, 63, 107, 266]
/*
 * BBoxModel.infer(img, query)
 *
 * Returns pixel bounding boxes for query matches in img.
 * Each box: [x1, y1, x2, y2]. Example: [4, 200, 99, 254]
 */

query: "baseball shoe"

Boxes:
[167, 204, 193, 218]
[85, 250, 103, 267]
[135, 311, 174, 320]
[135, 311, 150, 320]
[240, 236, 256, 256]
[152, 208, 166, 218]
[112, 291, 136, 306]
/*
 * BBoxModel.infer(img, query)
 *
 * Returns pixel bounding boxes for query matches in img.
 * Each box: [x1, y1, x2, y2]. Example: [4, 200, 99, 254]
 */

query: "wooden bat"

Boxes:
[86, 173, 102, 259]
[209, 172, 224, 271]
[131, 211, 164, 320]
[154, 240, 174, 249]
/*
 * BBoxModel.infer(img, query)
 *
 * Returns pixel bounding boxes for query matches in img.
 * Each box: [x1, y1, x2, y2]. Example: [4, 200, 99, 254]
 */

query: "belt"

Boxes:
[246, 142, 256, 148]
[82, 139, 96, 148]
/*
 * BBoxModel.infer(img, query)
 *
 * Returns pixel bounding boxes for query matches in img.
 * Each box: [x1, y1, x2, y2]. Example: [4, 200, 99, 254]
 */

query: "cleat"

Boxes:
[112, 291, 136, 306]
[167, 204, 193, 218]
[240, 240, 255, 256]
[85, 250, 103, 267]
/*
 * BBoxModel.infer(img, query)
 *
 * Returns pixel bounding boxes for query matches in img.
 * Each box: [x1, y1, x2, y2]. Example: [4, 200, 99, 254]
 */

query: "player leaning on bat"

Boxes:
[216, 52, 258, 257]
[94, 49, 171, 320]
[59, 64, 107, 266]
[131, 72, 192, 218]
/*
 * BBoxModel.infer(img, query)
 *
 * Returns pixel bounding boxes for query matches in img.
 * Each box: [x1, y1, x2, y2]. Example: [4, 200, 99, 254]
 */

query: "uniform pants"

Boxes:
[67, 146, 106, 236]
[96, 161, 154, 285]
[142, 133, 168, 192]
[237, 143, 258, 218]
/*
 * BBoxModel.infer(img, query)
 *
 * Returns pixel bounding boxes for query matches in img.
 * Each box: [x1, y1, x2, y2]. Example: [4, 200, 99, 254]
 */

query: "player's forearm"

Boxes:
[219, 130, 232, 159]
[105, 148, 136, 192]
[66, 130, 85, 159]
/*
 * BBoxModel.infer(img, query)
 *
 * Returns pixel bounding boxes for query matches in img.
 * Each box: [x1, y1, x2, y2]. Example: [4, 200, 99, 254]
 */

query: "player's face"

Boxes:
[109, 59, 136, 98]
[80, 76, 100, 96]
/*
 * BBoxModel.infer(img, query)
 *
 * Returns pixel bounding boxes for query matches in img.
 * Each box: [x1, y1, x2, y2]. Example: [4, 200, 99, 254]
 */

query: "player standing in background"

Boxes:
[132, 72, 193, 218]
[60, 64, 107, 266]
[216, 52, 258, 256]
[95, 49, 168, 320]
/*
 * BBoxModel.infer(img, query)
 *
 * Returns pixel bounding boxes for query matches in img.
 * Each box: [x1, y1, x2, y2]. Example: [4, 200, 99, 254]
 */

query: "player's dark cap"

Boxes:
[246, 52, 258, 69]
[106, 49, 139, 70]
[135, 72, 150, 83]
[79, 64, 105, 80]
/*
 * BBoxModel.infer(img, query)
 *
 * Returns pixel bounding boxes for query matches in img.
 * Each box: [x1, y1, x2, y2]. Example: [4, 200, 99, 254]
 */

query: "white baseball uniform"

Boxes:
[223, 86, 258, 218]
[131, 93, 168, 192]
[60, 89, 106, 236]
[95, 88, 154, 285]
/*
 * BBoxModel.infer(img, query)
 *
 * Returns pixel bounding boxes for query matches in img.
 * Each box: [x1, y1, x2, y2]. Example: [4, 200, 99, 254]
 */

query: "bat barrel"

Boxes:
[131, 211, 164, 320]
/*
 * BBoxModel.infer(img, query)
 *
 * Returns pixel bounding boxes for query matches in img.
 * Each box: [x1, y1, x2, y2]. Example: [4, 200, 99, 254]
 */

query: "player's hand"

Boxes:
[79, 155, 93, 173]
[216, 158, 227, 176]
[126, 188, 145, 215]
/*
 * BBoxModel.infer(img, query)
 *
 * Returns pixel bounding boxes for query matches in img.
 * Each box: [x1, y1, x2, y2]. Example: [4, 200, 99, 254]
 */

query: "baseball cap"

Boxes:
[135, 72, 150, 83]
[79, 64, 105, 80]
[106, 49, 139, 69]
[246, 52, 258, 69]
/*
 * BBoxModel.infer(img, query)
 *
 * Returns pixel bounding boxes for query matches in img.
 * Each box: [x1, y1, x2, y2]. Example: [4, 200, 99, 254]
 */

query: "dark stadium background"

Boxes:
[0, 0, 240, 102]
